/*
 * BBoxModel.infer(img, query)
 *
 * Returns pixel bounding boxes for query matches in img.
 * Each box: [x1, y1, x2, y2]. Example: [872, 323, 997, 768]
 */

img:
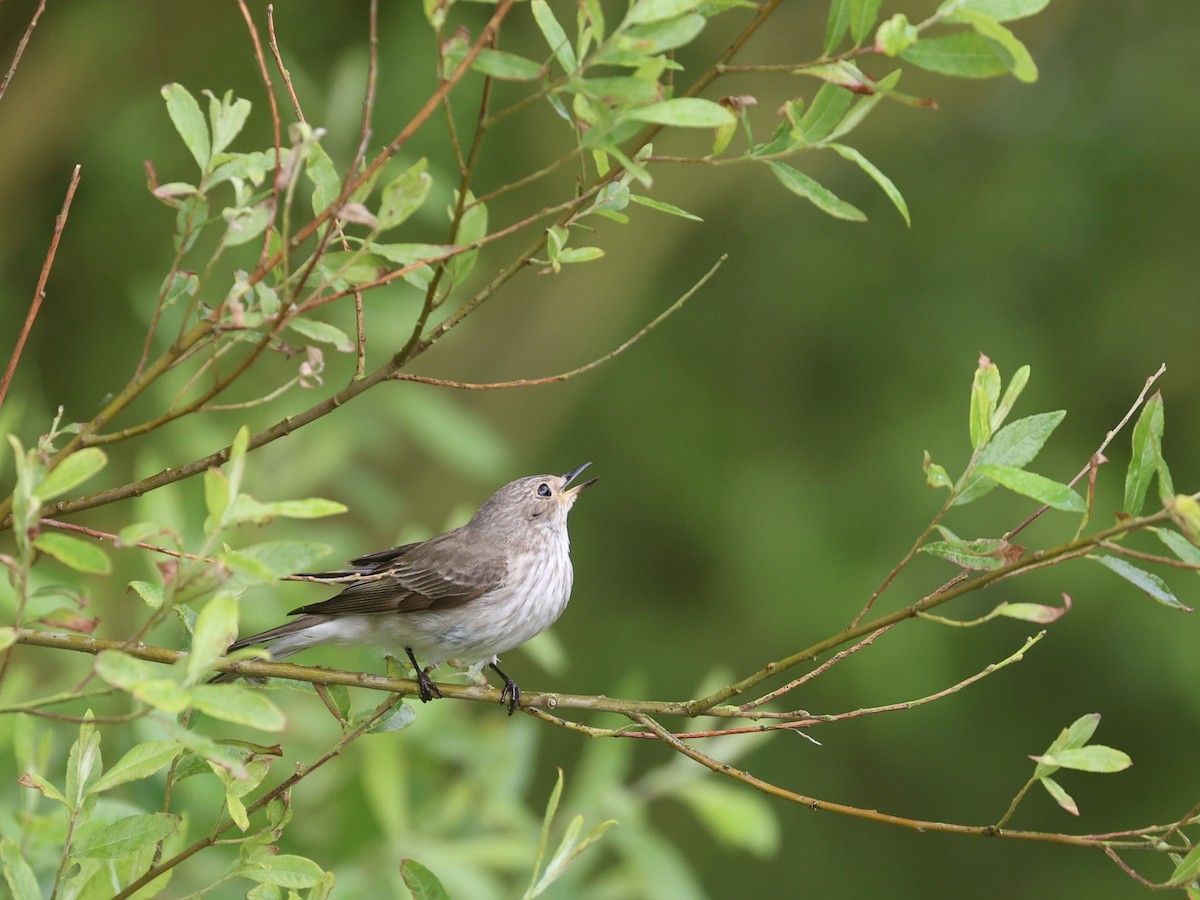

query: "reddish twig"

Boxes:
[235, 0, 283, 273]
[0, 164, 82, 410]
[267, 5, 304, 122]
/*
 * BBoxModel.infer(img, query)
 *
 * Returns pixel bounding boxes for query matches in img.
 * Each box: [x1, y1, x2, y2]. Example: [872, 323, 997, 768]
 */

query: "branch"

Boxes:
[628, 714, 1179, 852]
[0, 164, 82, 410]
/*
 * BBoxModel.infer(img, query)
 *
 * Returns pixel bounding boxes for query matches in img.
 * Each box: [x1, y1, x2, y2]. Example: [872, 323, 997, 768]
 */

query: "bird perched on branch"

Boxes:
[213, 462, 597, 714]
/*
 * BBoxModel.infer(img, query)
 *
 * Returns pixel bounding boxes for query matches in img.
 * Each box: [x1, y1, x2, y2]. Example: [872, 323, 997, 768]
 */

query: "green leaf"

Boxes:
[952, 10, 1037, 82]
[767, 161, 866, 222]
[826, 68, 902, 143]
[969, 357, 1000, 449]
[204, 89, 251, 156]
[448, 194, 488, 284]
[72, 812, 178, 858]
[937, 0, 1050, 23]
[188, 592, 239, 681]
[226, 495, 348, 525]
[627, 194, 702, 221]
[531, 0, 578, 72]
[306, 142, 341, 216]
[162, 83, 210, 170]
[613, 14, 705, 58]
[848, 0, 883, 44]
[975, 464, 1085, 512]
[1, 836, 41, 900]
[991, 364, 1030, 431]
[995, 601, 1067, 623]
[827, 143, 909, 225]
[204, 466, 231, 531]
[920, 539, 1006, 570]
[129, 580, 165, 610]
[18, 771, 68, 806]
[1038, 746, 1132, 773]
[464, 47, 544, 81]
[531, 769, 565, 894]
[240, 854, 327, 888]
[189, 683, 287, 731]
[900, 32, 1010, 79]
[288, 316, 355, 353]
[625, 98, 734, 128]
[224, 540, 331, 581]
[65, 713, 101, 807]
[400, 859, 451, 900]
[1152, 527, 1200, 569]
[222, 201, 274, 246]
[627, 0, 700, 25]
[676, 778, 778, 856]
[0, 627, 14, 652]
[1038, 775, 1078, 816]
[956, 411, 1065, 505]
[1090, 554, 1191, 611]
[378, 158, 431, 231]
[824, 0, 851, 54]
[369, 704, 417, 734]
[94, 651, 191, 714]
[793, 84, 853, 145]
[875, 13, 918, 56]
[1169, 841, 1200, 888]
[90, 741, 180, 794]
[33, 532, 111, 574]
[1123, 392, 1164, 516]
[1062, 713, 1101, 750]
[38, 448, 107, 500]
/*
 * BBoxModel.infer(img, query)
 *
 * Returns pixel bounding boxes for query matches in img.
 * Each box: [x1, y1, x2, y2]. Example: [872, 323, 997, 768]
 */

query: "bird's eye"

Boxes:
[536, 483, 552, 498]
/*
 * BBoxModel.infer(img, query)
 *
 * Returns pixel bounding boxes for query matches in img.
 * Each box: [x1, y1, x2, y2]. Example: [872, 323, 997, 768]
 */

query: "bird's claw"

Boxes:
[499, 677, 520, 715]
[416, 667, 442, 703]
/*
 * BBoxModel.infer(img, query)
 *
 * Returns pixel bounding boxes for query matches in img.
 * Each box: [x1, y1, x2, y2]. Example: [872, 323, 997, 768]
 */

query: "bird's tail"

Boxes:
[209, 614, 335, 683]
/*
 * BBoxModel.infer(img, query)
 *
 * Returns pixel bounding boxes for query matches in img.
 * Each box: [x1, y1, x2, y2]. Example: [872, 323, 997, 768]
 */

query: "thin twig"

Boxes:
[267, 5, 304, 122]
[0, 0, 47, 102]
[0, 165, 82, 410]
[235, 0, 283, 272]
[1008, 364, 1167, 540]
[392, 255, 725, 391]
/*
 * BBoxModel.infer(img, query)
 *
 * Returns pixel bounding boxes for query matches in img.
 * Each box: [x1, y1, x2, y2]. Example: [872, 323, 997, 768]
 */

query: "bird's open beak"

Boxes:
[562, 461, 598, 495]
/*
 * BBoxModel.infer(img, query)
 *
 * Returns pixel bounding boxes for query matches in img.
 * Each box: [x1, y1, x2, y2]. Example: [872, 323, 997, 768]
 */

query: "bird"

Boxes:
[212, 462, 597, 714]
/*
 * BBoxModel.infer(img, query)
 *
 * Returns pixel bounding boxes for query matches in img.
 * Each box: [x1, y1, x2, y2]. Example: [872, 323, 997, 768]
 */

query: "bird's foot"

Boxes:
[490, 661, 521, 716]
[416, 667, 443, 703]
[405, 647, 442, 703]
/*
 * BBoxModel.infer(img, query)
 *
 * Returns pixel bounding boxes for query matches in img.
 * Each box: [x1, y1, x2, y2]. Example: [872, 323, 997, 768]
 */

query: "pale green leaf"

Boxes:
[827, 143, 909, 225]
[288, 316, 355, 353]
[222, 201, 273, 247]
[0, 627, 14, 652]
[531, 0, 578, 72]
[955, 411, 1065, 506]
[1123, 392, 1164, 516]
[626, 98, 734, 128]
[848, 0, 883, 45]
[188, 592, 239, 681]
[33, 532, 111, 574]
[1, 836, 41, 900]
[937, 0, 1050, 23]
[162, 83, 210, 170]
[627, 194, 702, 221]
[225, 495, 348, 525]
[900, 32, 1009, 78]
[18, 771, 68, 806]
[1169, 841, 1200, 887]
[38, 448, 107, 500]
[975, 464, 1085, 512]
[1038, 775, 1078, 815]
[1037, 746, 1132, 773]
[189, 683, 287, 731]
[129, 580, 165, 610]
[953, 10, 1037, 82]
[240, 854, 327, 888]
[991, 364, 1030, 430]
[824, 0, 851, 54]
[306, 142, 341, 216]
[767, 161, 866, 221]
[875, 13, 918, 56]
[90, 741, 180, 794]
[400, 859, 451, 900]
[920, 539, 1006, 570]
[794, 84, 853, 145]
[225, 540, 331, 581]
[378, 158, 431, 230]
[1090, 554, 1190, 610]
[368, 704, 417, 734]
[465, 47, 545, 81]
[72, 812, 178, 858]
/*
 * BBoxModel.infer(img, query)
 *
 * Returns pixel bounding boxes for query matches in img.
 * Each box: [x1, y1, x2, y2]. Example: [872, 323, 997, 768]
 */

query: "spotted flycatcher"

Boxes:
[214, 463, 597, 713]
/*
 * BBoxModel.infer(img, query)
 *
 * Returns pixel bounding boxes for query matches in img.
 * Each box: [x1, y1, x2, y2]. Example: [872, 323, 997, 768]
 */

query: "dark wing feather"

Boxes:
[288, 535, 506, 617]
[296, 540, 425, 579]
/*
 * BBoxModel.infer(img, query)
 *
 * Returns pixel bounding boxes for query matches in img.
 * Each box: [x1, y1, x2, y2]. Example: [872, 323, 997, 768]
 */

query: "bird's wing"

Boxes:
[288, 540, 506, 617]
[296, 540, 426, 579]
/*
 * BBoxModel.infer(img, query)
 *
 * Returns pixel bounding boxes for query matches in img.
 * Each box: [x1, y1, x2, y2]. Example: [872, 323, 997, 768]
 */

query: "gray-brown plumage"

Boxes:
[213, 463, 597, 713]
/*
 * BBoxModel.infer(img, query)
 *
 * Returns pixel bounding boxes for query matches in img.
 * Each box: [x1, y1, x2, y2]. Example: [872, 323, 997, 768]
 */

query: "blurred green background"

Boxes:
[2, 1, 1199, 897]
